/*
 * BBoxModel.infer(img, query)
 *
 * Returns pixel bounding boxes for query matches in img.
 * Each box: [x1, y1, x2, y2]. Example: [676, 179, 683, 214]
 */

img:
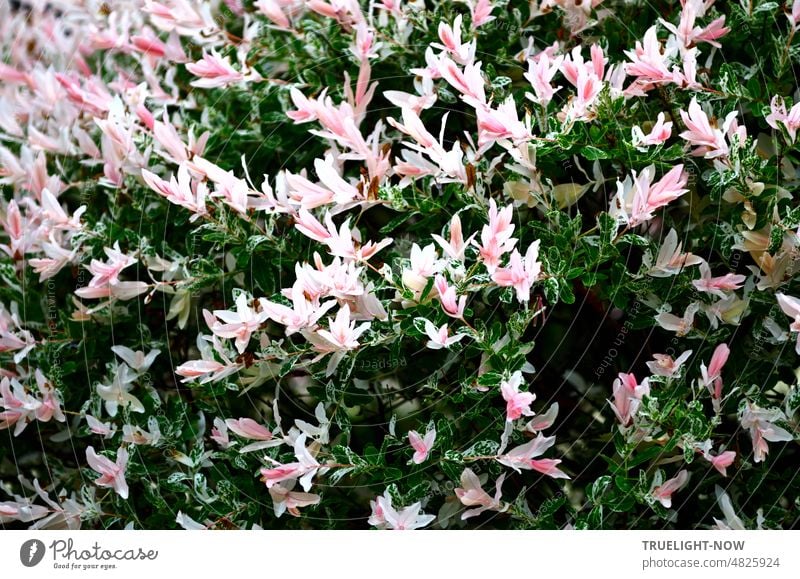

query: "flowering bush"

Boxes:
[1, 0, 800, 531]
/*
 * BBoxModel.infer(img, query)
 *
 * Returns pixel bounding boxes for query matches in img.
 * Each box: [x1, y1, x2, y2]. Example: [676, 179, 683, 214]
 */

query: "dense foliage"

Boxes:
[1, 0, 799, 530]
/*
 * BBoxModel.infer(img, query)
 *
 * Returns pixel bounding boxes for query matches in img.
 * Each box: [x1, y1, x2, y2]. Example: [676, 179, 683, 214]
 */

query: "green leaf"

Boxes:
[543, 277, 560, 304]
[246, 235, 272, 252]
[463, 439, 499, 458]
[559, 279, 575, 304]
[380, 212, 415, 234]
[589, 475, 612, 504]
[598, 212, 617, 246]
[580, 145, 611, 161]
[477, 372, 503, 387]
[587, 505, 604, 529]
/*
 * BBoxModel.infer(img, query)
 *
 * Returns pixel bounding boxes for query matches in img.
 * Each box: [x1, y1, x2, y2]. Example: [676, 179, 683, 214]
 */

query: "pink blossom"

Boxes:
[0, 62, 30, 85]
[176, 359, 237, 384]
[75, 281, 149, 301]
[655, 302, 699, 336]
[432, 214, 474, 262]
[0, 200, 25, 259]
[402, 243, 443, 293]
[701, 446, 736, 477]
[111, 346, 159, 374]
[609, 372, 650, 426]
[55, 73, 112, 117]
[96, 363, 144, 417]
[789, 0, 800, 29]
[560, 43, 605, 87]
[40, 188, 86, 231]
[439, 59, 486, 108]
[540, 0, 604, 35]
[491, 240, 542, 303]
[186, 51, 261, 88]
[776, 293, 800, 354]
[557, 45, 609, 119]
[388, 108, 468, 185]
[661, 4, 729, 49]
[226, 418, 273, 441]
[33, 370, 65, 424]
[610, 164, 689, 227]
[408, 427, 436, 464]
[383, 83, 437, 114]
[84, 242, 136, 289]
[287, 87, 322, 124]
[455, 468, 507, 520]
[205, 293, 269, 354]
[290, 257, 363, 305]
[122, 421, 161, 446]
[269, 481, 321, 517]
[524, 52, 564, 107]
[0, 304, 36, 362]
[293, 208, 393, 262]
[713, 487, 746, 530]
[477, 96, 533, 148]
[310, 303, 370, 351]
[740, 402, 794, 463]
[693, 16, 729, 46]
[307, 0, 364, 27]
[765, 95, 800, 143]
[467, 0, 496, 28]
[624, 26, 682, 92]
[0, 499, 48, 525]
[137, 29, 188, 63]
[354, 21, 377, 58]
[679, 98, 730, 158]
[378, 0, 402, 16]
[190, 156, 250, 215]
[632, 112, 673, 147]
[476, 199, 517, 273]
[409, 46, 445, 81]
[388, 106, 441, 152]
[568, 66, 604, 120]
[434, 15, 474, 64]
[29, 238, 78, 282]
[152, 118, 189, 163]
[260, 433, 321, 491]
[421, 319, 466, 350]
[255, 0, 304, 29]
[141, 165, 208, 220]
[434, 275, 467, 319]
[646, 350, 692, 377]
[294, 208, 337, 243]
[368, 490, 435, 530]
[650, 469, 689, 508]
[500, 371, 535, 421]
[262, 285, 336, 335]
[0, 371, 64, 434]
[698, 343, 729, 412]
[129, 31, 167, 60]
[692, 262, 746, 298]
[497, 434, 569, 478]
[210, 418, 231, 449]
[85, 414, 115, 437]
[86, 446, 129, 499]
[302, 304, 370, 375]
[0, 376, 41, 436]
[143, 0, 215, 33]
[701, 295, 746, 330]
[523, 402, 559, 434]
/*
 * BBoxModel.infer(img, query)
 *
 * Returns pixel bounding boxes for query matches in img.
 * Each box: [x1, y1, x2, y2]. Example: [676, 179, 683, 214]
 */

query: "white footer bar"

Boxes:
[1, 530, 797, 578]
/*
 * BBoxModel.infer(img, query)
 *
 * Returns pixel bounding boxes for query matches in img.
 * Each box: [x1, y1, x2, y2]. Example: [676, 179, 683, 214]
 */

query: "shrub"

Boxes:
[1, 0, 798, 530]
